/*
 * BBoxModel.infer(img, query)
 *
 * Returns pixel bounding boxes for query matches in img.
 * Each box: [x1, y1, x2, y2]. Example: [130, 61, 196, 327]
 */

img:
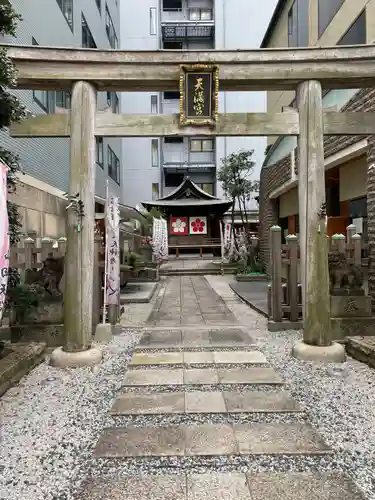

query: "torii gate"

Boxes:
[6, 43, 375, 367]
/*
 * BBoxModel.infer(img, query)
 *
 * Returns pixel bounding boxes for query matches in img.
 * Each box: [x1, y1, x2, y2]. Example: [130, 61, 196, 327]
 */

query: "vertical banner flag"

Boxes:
[105, 189, 120, 306]
[0, 163, 9, 322]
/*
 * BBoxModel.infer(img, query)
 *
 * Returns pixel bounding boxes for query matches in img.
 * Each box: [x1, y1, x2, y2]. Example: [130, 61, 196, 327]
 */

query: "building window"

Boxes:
[190, 138, 214, 152]
[164, 136, 183, 144]
[96, 137, 104, 168]
[107, 91, 119, 113]
[55, 91, 71, 109]
[189, 8, 213, 21]
[150, 7, 157, 36]
[288, 0, 308, 47]
[165, 172, 184, 187]
[318, 0, 344, 37]
[152, 183, 159, 200]
[105, 4, 118, 48]
[56, 0, 73, 30]
[151, 139, 159, 167]
[32, 38, 54, 113]
[337, 10, 366, 46]
[95, 0, 101, 13]
[164, 91, 179, 100]
[82, 14, 97, 48]
[151, 95, 158, 113]
[163, 0, 182, 11]
[108, 146, 120, 184]
[197, 183, 214, 195]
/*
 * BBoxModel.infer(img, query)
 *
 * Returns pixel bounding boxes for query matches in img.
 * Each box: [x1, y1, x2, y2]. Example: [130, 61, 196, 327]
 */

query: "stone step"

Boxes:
[111, 390, 301, 415]
[346, 335, 375, 369]
[123, 367, 284, 386]
[129, 350, 268, 366]
[76, 473, 365, 500]
[94, 422, 331, 457]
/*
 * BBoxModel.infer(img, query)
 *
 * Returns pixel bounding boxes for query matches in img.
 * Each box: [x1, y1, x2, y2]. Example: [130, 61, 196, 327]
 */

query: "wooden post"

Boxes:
[286, 234, 299, 322]
[23, 237, 34, 281]
[57, 236, 67, 257]
[63, 81, 96, 353]
[297, 80, 331, 346]
[41, 237, 53, 261]
[92, 235, 101, 330]
[346, 224, 356, 242]
[270, 225, 282, 322]
[352, 233, 362, 266]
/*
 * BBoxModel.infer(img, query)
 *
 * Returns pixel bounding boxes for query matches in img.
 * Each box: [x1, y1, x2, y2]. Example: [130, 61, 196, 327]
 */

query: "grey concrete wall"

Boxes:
[2, 0, 122, 201]
[9, 182, 67, 239]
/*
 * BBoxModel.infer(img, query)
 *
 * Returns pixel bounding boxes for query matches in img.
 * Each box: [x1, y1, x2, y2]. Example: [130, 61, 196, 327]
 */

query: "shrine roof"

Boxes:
[141, 177, 233, 212]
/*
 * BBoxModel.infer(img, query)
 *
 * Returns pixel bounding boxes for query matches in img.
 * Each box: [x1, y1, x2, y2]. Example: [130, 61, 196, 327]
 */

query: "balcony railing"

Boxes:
[162, 24, 214, 41]
[163, 162, 216, 173]
[161, 7, 214, 41]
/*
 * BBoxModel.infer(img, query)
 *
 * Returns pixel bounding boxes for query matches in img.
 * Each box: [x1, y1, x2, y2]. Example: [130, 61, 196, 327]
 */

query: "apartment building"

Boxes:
[120, 0, 277, 223]
[259, 0, 374, 268]
[1, 0, 122, 237]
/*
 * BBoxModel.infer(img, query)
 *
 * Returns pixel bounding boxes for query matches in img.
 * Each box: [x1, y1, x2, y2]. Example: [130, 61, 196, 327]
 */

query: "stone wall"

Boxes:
[9, 182, 67, 238]
[259, 88, 375, 274]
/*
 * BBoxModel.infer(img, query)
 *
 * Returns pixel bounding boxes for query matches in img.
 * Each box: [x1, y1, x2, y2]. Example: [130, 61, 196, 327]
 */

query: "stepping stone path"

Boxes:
[77, 277, 365, 499]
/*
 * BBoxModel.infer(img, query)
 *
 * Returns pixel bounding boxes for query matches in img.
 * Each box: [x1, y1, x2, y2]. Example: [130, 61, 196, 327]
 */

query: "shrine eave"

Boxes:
[141, 199, 233, 212]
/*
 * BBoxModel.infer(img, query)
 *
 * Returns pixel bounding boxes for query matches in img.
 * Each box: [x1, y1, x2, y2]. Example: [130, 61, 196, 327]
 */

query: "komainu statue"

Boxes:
[328, 249, 364, 296]
[25, 254, 65, 299]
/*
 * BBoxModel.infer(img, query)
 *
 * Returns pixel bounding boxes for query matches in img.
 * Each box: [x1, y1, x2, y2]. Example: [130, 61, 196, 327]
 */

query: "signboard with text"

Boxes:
[179, 64, 219, 127]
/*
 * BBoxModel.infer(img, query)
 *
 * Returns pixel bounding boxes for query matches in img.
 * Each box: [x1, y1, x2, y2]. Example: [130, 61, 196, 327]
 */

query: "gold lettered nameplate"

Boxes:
[179, 64, 219, 127]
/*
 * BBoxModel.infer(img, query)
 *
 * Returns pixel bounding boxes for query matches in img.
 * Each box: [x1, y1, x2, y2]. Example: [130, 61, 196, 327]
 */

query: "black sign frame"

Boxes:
[179, 64, 219, 127]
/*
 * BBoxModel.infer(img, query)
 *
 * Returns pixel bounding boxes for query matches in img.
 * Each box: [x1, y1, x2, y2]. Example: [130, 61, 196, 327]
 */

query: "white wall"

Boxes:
[215, 0, 279, 208]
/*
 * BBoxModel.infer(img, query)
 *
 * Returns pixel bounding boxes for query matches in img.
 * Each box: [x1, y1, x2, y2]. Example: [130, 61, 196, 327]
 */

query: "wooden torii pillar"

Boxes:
[51, 81, 102, 367]
[293, 80, 345, 362]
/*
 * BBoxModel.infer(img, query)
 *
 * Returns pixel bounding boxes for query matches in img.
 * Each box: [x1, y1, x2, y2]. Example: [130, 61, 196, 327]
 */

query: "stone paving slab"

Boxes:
[137, 328, 254, 349]
[111, 393, 185, 415]
[123, 367, 283, 386]
[124, 369, 184, 386]
[76, 473, 365, 500]
[218, 367, 283, 385]
[110, 391, 300, 415]
[129, 350, 267, 366]
[222, 391, 300, 413]
[129, 352, 184, 365]
[94, 423, 331, 457]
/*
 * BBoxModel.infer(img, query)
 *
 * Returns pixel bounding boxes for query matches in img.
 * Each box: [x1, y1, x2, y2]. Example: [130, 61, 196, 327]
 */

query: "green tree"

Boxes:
[0, 3, 25, 246]
[217, 149, 259, 229]
[0, 3, 26, 291]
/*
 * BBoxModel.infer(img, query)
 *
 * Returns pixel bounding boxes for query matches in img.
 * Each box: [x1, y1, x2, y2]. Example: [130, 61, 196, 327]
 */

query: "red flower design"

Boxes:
[191, 218, 205, 233]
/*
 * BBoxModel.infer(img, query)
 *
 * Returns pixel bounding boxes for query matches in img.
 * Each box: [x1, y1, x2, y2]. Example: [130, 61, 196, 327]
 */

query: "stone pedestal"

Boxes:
[292, 341, 346, 363]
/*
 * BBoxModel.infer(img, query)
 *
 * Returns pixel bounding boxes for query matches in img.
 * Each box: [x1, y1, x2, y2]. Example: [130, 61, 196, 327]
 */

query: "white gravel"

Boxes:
[1, 275, 375, 499]
[0, 330, 141, 500]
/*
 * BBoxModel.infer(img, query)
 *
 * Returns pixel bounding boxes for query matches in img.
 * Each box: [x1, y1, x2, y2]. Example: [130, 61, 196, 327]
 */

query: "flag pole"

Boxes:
[102, 180, 109, 324]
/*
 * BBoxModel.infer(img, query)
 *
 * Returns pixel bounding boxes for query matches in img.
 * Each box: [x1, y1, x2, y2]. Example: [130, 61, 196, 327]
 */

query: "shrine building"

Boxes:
[141, 177, 233, 258]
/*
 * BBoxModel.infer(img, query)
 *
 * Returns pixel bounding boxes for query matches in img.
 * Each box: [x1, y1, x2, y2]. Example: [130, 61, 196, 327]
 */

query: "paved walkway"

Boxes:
[76, 276, 364, 499]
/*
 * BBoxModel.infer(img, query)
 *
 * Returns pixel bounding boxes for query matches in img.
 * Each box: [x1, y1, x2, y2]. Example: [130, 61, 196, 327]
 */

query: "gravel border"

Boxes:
[120, 384, 285, 393]
[0, 330, 141, 500]
[128, 362, 270, 370]
[110, 412, 306, 426]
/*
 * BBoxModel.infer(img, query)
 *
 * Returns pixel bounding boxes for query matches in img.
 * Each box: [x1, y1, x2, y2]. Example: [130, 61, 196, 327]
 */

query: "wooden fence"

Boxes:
[268, 224, 368, 322]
